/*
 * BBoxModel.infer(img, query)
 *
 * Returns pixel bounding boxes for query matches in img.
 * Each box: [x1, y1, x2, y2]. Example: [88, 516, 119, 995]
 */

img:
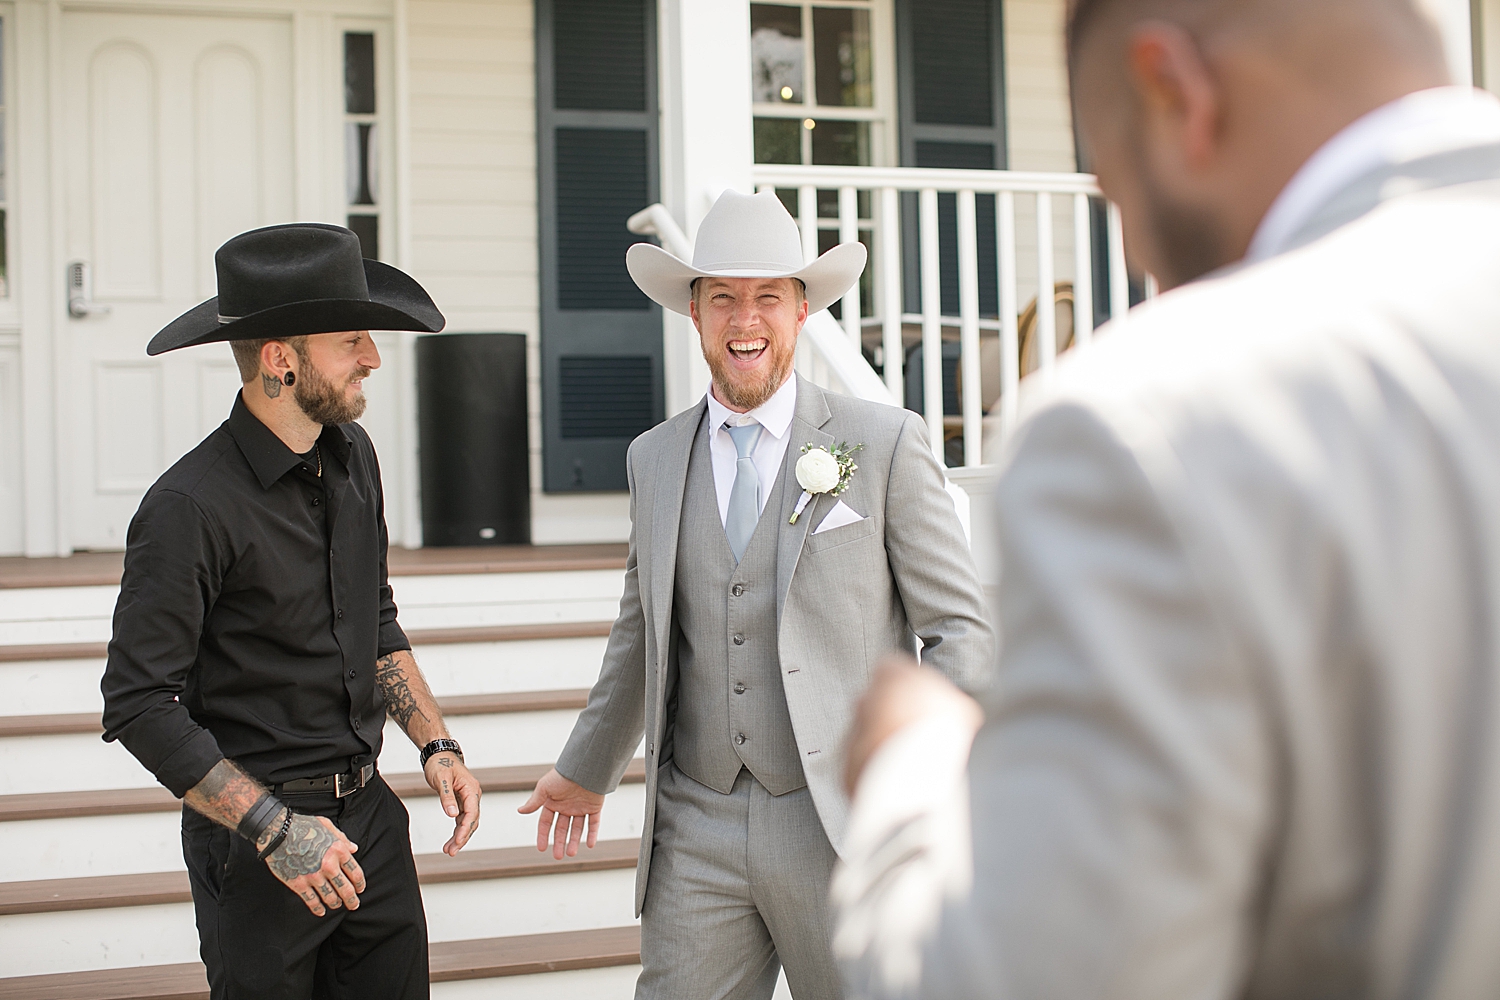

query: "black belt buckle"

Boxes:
[335, 763, 374, 798]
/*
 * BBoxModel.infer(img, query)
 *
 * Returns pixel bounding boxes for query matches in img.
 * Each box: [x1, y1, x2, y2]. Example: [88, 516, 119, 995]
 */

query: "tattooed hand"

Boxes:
[262, 812, 366, 916]
[423, 752, 482, 857]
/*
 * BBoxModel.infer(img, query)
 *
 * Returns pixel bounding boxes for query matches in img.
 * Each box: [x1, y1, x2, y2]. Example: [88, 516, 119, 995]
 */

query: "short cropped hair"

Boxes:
[230, 335, 307, 383]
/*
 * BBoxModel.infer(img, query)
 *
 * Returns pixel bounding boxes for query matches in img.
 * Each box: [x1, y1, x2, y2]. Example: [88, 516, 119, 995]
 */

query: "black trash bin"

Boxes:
[417, 333, 530, 546]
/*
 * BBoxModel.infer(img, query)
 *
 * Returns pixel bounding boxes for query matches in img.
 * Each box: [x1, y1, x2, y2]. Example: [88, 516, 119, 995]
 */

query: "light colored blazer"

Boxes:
[557, 375, 993, 914]
[833, 144, 1500, 997]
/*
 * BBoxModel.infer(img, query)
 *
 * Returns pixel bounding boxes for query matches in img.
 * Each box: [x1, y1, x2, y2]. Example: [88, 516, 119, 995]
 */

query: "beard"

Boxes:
[702, 333, 797, 412]
[294, 358, 370, 426]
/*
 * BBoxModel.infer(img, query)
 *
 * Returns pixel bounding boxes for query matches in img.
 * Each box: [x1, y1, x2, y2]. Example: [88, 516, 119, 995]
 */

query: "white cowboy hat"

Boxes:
[626, 189, 867, 316]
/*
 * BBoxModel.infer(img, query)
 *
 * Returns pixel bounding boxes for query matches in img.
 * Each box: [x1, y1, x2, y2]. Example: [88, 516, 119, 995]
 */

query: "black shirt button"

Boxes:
[337, 609, 344, 619]
[731, 584, 744, 597]
[734, 682, 746, 694]
[311, 497, 321, 506]
[353, 718, 361, 730]
[348, 669, 356, 679]
[735, 733, 747, 745]
[732, 633, 745, 645]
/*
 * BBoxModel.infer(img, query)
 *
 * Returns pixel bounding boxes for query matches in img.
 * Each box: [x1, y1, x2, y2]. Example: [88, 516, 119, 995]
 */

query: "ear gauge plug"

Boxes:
[283, 371, 296, 386]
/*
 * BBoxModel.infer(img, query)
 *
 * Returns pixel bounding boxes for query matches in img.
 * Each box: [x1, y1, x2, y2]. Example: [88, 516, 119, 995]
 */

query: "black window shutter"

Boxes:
[895, 0, 1006, 319]
[537, 0, 663, 492]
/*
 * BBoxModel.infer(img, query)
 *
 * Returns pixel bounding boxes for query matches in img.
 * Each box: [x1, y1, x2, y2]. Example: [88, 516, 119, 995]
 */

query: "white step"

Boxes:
[0, 864, 640, 978]
[0, 782, 648, 883]
[433, 964, 641, 1000]
[0, 569, 626, 647]
[0, 706, 590, 796]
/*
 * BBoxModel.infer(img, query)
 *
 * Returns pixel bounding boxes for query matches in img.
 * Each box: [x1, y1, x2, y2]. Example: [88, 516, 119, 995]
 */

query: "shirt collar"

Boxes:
[704, 373, 798, 441]
[227, 390, 354, 490]
[1247, 86, 1500, 263]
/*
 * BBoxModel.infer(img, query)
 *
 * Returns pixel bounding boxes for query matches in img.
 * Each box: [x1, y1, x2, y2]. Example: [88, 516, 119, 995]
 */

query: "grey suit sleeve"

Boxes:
[554, 444, 649, 795]
[883, 411, 995, 693]
[835, 403, 1274, 1000]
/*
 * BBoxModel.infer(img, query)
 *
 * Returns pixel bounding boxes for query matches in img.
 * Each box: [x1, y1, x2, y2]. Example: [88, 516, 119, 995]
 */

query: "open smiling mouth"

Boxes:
[728, 338, 768, 362]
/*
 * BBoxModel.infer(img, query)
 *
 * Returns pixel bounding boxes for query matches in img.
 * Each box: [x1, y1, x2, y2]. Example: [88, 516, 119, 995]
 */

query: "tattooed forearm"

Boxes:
[375, 652, 428, 732]
[265, 814, 335, 881]
[261, 372, 282, 398]
[183, 759, 270, 831]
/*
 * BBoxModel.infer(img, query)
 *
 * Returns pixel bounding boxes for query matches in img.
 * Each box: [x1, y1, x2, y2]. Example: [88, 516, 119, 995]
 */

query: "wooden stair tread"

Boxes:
[0, 689, 591, 738]
[0, 759, 645, 823]
[0, 925, 642, 998]
[0, 544, 628, 590]
[0, 621, 613, 664]
[0, 838, 639, 915]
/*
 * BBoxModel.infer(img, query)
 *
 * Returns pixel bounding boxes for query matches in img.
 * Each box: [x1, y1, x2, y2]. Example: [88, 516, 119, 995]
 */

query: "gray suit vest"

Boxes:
[671, 416, 806, 796]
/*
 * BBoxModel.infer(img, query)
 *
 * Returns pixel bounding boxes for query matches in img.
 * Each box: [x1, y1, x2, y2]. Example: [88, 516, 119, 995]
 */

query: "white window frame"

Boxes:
[0, 2, 17, 325]
[750, 0, 897, 168]
[335, 18, 396, 262]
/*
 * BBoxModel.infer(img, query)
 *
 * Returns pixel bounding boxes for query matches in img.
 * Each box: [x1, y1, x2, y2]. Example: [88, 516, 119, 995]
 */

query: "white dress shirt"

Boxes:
[704, 375, 798, 527]
[1247, 85, 1500, 262]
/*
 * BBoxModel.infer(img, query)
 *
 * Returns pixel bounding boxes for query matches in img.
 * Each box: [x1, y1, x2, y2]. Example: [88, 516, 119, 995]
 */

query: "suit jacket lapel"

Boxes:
[649, 400, 706, 672]
[776, 376, 834, 628]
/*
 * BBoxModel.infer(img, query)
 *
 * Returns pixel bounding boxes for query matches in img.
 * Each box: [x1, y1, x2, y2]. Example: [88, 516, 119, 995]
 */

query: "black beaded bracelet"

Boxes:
[256, 807, 293, 861]
[236, 792, 285, 844]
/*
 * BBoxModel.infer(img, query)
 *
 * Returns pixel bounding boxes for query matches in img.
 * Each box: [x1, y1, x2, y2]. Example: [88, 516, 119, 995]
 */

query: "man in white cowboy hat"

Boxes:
[519, 190, 994, 998]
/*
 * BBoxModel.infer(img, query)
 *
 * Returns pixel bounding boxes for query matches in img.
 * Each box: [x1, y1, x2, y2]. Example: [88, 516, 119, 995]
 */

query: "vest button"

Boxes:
[731, 584, 745, 597]
[735, 733, 747, 745]
[732, 634, 745, 645]
[734, 682, 746, 694]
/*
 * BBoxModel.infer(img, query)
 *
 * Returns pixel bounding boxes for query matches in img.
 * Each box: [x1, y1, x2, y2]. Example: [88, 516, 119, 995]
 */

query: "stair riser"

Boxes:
[431, 964, 641, 999]
[0, 636, 610, 718]
[0, 709, 590, 796]
[0, 868, 640, 978]
[0, 785, 649, 882]
[0, 571, 626, 647]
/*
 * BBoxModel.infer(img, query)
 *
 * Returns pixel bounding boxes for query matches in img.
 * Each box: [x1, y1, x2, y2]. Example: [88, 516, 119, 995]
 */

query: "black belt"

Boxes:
[275, 763, 376, 798]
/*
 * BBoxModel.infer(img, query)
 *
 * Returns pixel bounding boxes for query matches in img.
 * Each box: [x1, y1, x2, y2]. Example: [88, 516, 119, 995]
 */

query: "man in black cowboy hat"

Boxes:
[102, 223, 480, 998]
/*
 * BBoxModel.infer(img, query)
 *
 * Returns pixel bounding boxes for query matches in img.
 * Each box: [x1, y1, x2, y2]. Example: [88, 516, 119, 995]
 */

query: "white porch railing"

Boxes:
[629, 165, 1139, 469]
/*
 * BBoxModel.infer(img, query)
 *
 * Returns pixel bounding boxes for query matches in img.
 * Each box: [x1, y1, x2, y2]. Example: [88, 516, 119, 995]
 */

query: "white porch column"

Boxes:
[656, 0, 754, 417]
[1420, 0, 1476, 84]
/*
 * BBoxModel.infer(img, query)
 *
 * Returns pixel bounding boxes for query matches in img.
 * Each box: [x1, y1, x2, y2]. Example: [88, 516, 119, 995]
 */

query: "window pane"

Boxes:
[816, 188, 870, 219]
[0, 109, 7, 203]
[347, 213, 378, 260]
[0, 208, 8, 297]
[810, 119, 870, 166]
[754, 117, 801, 164]
[346, 123, 377, 205]
[813, 7, 872, 108]
[344, 33, 376, 114]
[751, 4, 804, 104]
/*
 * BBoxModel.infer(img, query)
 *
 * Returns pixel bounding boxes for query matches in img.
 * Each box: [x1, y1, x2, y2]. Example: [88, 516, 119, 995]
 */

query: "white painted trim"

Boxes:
[391, 0, 420, 547]
[46, 0, 72, 556]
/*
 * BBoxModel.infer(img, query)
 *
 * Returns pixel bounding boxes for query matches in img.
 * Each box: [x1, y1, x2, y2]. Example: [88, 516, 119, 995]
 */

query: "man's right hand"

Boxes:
[518, 768, 605, 859]
[261, 811, 366, 916]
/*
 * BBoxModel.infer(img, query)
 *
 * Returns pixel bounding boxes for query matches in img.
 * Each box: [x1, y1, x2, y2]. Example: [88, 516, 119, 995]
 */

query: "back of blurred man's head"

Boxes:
[1067, 0, 1450, 289]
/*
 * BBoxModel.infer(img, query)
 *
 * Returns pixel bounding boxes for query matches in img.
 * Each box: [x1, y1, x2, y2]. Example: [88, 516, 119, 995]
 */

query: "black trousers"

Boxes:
[182, 775, 429, 1000]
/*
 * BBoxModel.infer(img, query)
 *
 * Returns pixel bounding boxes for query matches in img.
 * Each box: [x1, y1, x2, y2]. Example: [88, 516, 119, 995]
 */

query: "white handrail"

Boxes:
[627, 204, 693, 260]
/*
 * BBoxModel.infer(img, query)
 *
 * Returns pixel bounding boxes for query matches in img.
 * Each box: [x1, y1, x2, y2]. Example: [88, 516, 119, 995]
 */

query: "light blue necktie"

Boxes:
[724, 421, 765, 563]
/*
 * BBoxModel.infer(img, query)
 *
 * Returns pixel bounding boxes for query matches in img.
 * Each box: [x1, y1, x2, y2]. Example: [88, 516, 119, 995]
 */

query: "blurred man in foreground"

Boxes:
[834, 1, 1500, 997]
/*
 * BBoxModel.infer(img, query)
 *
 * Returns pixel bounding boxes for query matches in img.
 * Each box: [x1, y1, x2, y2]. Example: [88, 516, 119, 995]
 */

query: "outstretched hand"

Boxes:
[424, 752, 482, 856]
[518, 767, 605, 859]
[263, 813, 366, 917]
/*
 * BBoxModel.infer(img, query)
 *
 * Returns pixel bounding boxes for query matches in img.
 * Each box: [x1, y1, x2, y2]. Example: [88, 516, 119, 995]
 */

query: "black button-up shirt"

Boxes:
[102, 392, 409, 797]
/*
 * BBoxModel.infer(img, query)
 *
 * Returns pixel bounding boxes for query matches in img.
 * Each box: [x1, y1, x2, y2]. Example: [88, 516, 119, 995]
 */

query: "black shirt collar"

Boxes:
[227, 391, 354, 490]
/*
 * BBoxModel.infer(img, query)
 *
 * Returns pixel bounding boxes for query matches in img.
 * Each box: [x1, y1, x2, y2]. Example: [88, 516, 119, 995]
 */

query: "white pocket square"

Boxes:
[813, 499, 865, 534]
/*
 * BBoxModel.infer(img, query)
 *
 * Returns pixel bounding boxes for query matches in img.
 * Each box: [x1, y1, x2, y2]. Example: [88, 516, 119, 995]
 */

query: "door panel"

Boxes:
[62, 10, 296, 549]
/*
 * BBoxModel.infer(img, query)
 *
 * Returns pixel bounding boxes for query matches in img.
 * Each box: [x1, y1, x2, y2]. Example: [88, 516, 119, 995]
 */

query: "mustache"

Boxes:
[348, 367, 372, 384]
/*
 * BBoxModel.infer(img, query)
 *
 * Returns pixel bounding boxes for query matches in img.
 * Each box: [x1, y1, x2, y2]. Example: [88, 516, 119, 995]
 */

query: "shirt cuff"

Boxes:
[153, 729, 228, 799]
[378, 622, 412, 659]
[847, 712, 975, 854]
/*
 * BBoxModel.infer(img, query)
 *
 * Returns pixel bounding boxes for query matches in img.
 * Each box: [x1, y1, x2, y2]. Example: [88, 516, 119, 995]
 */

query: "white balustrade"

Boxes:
[632, 164, 1139, 469]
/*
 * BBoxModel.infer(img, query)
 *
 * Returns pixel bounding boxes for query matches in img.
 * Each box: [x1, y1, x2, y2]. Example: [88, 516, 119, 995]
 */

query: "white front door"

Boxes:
[61, 9, 296, 549]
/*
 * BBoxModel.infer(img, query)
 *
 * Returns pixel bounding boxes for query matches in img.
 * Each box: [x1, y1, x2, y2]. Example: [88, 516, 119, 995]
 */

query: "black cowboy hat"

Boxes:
[148, 223, 445, 356]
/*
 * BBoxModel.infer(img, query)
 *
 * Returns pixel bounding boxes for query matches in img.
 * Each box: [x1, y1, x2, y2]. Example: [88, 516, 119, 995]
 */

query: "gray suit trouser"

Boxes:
[636, 764, 842, 1000]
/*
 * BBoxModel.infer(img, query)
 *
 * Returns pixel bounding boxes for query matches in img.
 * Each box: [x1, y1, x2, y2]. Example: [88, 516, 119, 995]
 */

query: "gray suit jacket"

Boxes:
[557, 376, 993, 914]
[833, 144, 1500, 998]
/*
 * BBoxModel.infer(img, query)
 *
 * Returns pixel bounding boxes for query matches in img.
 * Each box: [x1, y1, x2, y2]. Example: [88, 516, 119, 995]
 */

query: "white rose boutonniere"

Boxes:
[789, 441, 863, 524]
